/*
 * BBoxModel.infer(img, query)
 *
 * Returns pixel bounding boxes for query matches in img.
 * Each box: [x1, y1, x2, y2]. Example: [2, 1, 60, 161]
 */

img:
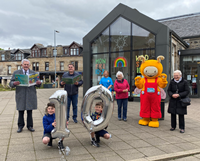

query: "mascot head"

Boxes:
[138, 55, 164, 79]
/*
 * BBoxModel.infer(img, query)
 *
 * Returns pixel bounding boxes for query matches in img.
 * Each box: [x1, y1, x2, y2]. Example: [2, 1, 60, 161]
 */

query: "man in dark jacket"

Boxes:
[60, 64, 83, 123]
[167, 70, 190, 133]
[9, 59, 41, 133]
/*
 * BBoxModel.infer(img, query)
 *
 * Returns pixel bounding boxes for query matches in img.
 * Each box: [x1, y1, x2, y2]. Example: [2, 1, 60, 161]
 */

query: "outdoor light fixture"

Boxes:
[54, 30, 59, 88]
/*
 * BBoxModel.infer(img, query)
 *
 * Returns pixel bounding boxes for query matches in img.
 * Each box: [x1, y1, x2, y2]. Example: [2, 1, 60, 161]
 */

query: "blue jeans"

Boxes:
[117, 98, 128, 119]
[67, 94, 78, 120]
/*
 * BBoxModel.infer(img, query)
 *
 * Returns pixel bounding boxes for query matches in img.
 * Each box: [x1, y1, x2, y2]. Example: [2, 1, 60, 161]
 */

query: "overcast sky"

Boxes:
[0, 0, 199, 50]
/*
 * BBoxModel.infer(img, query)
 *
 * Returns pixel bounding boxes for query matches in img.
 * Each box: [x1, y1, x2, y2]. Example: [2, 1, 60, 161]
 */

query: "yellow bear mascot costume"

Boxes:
[135, 55, 168, 128]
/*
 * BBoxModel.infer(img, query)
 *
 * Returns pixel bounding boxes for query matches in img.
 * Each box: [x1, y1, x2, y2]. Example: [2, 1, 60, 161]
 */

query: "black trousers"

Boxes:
[171, 113, 185, 129]
[18, 110, 33, 128]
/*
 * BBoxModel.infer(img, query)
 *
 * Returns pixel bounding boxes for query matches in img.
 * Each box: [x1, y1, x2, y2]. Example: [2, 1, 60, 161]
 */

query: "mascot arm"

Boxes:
[135, 77, 144, 89]
[157, 73, 168, 88]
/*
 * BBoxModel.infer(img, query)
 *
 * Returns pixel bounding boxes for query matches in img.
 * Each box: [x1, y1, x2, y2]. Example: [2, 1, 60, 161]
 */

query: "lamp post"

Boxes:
[54, 30, 59, 88]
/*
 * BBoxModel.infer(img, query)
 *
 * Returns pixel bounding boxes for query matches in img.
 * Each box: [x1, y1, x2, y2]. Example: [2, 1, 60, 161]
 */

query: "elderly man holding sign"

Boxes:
[9, 59, 41, 133]
[60, 63, 83, 123]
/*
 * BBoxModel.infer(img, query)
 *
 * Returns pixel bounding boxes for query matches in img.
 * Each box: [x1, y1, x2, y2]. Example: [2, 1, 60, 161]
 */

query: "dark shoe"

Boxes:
[58, 140, 65, 149]
[28, 127, 35, 132]
[123, 118, 127, 122]
[17, 127, 23, 133]
[73, 119, 78, 123]
[47, 138, 52, 147]
[91, 140, 99, 147]
[170, 128, 175, 131]
[96, 135, 100, 143]
[180, 129, 185, 133]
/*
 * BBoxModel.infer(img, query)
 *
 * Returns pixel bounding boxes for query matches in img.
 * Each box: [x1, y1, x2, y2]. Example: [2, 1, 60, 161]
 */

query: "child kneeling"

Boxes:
[42, 103, 64, 149]
[90, 102, 111, 147]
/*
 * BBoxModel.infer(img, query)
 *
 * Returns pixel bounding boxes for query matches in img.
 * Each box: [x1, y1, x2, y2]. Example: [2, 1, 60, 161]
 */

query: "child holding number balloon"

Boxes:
[42, 102, 67, 149]
[90, 102, 111, 147]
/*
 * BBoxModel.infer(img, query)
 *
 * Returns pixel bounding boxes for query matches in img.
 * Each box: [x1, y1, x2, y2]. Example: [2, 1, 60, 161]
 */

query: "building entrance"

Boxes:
[182, 61, 200, 98]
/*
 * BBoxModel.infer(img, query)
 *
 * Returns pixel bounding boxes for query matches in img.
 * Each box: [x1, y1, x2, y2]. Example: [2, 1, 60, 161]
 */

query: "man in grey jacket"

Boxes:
[60, 64, 83, 123]
[9, 59, 41, 133]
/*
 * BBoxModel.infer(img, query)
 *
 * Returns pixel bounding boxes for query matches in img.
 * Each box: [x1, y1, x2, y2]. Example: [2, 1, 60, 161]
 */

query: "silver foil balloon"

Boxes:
[49, 90, 70, 139]
[81, 85, 114, 132]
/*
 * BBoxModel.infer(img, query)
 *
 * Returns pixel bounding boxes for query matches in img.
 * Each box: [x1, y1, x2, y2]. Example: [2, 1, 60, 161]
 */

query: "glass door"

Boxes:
[183, 62, 199, 97]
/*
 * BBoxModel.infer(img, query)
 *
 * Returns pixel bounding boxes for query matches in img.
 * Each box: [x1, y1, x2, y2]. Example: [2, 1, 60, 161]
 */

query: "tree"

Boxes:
[0, 48, 4, 50]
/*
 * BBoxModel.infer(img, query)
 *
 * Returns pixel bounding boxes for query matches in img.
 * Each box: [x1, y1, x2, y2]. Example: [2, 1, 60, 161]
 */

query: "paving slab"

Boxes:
[1, 88, 200, 161]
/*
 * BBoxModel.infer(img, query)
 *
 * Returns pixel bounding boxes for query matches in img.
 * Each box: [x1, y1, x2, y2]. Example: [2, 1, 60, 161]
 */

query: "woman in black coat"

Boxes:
[167, 70, 190, 133]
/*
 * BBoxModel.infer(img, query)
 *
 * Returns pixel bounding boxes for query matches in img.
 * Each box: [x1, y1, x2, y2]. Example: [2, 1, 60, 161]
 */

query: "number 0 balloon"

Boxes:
[81, 85, 114, 132]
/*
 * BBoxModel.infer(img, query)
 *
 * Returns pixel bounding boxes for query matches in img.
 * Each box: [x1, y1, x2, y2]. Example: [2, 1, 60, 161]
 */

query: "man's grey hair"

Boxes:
[116, 71, 124, 78]
[21, 59, 30, 65]
[174, 70, 182, 76]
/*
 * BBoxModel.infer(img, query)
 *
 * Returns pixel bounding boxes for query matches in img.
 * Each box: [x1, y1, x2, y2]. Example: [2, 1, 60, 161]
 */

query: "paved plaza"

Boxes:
[1, 87, 200, 161]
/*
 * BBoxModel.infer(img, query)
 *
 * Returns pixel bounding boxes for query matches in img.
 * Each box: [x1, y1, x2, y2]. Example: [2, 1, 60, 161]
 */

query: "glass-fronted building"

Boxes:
[83, 3, 188, 99]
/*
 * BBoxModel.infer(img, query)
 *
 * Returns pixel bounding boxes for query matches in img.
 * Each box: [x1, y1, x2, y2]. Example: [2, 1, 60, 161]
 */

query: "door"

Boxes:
[183, 63, 199, 98]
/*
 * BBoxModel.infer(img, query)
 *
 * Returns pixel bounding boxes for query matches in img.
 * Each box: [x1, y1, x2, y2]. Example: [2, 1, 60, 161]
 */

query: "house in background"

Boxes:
[159, 12, 200, 98]
[0, 41, 83, 87]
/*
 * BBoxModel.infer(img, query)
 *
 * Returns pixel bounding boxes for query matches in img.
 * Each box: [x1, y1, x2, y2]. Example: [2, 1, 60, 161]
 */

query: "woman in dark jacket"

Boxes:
[167, 70, 190, 133]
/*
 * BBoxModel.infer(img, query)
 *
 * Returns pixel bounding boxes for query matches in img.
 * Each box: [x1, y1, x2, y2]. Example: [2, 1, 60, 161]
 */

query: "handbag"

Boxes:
[176, 84, 191, 107]
[180, 97, 191, 106]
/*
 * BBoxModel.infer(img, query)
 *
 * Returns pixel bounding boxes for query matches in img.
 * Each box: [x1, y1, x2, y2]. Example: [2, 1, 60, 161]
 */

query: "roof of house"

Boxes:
[158, 12, 200, 38]
[13, 49, 31, 54]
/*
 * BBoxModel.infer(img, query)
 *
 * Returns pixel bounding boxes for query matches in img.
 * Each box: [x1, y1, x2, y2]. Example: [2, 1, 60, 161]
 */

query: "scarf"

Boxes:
[174, 77, 182, 83]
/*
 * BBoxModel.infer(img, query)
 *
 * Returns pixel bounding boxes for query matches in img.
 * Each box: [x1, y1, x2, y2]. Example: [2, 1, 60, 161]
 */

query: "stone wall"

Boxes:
[184, 37, 200, 49]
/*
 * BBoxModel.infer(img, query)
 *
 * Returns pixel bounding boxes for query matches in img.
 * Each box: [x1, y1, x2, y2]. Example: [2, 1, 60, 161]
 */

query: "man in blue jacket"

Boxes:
[60, 64, 83, 123]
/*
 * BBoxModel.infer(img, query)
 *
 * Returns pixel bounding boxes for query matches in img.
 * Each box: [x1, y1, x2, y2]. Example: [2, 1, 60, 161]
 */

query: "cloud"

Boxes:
[0, 0, 200, 49]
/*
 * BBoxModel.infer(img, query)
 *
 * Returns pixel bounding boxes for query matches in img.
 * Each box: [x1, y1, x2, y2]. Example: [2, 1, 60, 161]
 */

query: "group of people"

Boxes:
[10, 59, 190, 149]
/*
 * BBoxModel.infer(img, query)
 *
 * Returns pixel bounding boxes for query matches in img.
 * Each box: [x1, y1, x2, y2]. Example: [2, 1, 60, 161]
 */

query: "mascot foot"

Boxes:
[138, 118, 150, 126]
[148, 118, 159, 128]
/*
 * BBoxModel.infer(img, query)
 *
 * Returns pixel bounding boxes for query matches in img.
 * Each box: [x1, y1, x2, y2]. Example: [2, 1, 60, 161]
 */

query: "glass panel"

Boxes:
[75, 61, 78, 70]
[110, 52, 130, 92]
[132, 49, 155, 97]
[110, 17, 131, 52]
[17, 65, 21, 70]
[71, 49, 73, 55]
[1, 54, 5, 61]
[182, 62, 198, 96]
[45, 63, 49, 71]
[92, 54, 109, 86]
[132, 23, 155, 50]
[8, 66, 11, 74]
[76, 49, 79, 55]
[33, 63, 35, 71]
[91, 27, 109, 53]
[36, 62, 39, 71]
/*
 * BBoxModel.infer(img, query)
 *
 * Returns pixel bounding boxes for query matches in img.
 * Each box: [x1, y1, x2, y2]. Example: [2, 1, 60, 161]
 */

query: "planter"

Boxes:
[43, 84, 53, 88]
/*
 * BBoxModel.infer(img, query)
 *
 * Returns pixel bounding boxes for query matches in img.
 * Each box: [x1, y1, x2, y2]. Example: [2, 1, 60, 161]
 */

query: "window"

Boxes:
[44, 50, 46, 56]
[17, 65, 21, 70]
[60, 62, 64, 71]
[36, 62, 39, 71]
[71, 61, 78, 70]
[71, 49, 74, 55]
[32, 51, 35, 57]
[32, 62, 36, 71]
[1, 54, 5, 61]
[33, 62, 39, 71]
[8, 65, 11, 74]
[64, 49, 68, 55]
[76, 48, 79, 55]
[45, 62, 49, 71]
[35, 50, 37, 57]
[15, 53, 24, 60]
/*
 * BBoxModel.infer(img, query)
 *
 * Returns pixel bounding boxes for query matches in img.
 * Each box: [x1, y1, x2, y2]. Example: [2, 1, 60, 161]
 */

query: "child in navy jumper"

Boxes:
[42, 102, 65, 148]
[90, 102, 111, 147]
